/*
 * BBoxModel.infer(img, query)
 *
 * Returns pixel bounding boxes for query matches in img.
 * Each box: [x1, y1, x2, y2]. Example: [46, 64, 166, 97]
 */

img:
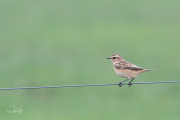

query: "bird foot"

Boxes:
[128, 82, 133, 87]
[118, 82, 122, 87]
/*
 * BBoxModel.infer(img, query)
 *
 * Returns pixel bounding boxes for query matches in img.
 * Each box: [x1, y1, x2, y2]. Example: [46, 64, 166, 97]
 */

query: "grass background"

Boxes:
[0, 0, 180, 119]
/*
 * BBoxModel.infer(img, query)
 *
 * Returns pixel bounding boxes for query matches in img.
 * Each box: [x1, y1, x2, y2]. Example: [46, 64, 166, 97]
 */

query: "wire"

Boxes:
[0, 81, 180, 90]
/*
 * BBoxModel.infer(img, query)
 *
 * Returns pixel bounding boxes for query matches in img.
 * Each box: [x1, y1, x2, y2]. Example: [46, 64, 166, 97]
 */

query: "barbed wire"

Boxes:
[0, 81, 180, 90]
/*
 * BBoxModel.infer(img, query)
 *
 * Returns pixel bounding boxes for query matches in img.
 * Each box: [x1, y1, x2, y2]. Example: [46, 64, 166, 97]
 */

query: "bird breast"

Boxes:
[113, 67, 140, 78]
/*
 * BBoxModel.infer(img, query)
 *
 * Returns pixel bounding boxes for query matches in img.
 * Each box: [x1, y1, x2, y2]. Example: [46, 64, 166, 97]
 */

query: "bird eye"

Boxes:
[113, 57, 116, 59]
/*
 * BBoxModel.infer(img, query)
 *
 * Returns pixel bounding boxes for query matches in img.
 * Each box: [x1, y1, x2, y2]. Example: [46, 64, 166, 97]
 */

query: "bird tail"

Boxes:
[144, 69, 154, 71]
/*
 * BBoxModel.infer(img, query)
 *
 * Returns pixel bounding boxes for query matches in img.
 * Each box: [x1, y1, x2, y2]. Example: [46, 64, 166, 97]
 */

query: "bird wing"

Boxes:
[114, 63, 123, 69]
[114, 60, 144, 70]
[123, 67, 144, 70]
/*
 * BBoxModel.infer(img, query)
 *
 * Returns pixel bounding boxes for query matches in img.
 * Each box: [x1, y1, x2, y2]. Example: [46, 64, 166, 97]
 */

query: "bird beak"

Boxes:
[107, 57, 111, 59]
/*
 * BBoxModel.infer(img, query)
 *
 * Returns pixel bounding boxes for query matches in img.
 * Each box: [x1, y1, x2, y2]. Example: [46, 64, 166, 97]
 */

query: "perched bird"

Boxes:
[107, 54, 153, 87]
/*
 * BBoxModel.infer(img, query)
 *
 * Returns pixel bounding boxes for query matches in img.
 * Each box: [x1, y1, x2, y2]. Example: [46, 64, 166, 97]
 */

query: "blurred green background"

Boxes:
[0, 0, 180, 119]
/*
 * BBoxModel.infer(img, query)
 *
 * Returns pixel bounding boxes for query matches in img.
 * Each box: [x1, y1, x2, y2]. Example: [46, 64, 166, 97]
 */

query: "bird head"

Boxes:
[107, 54, 124, 63]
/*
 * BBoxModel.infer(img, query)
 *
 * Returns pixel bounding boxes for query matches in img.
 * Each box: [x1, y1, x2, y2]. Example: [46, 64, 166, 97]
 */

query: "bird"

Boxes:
[107, 54, 154, 87]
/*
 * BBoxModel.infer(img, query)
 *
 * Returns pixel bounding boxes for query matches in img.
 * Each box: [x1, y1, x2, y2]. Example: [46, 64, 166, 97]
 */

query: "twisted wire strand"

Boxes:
[0, 81, 180, 90]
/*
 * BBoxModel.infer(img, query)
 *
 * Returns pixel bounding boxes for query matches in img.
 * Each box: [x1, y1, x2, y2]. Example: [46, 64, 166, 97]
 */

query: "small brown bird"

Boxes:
[107, 54, 153, 87]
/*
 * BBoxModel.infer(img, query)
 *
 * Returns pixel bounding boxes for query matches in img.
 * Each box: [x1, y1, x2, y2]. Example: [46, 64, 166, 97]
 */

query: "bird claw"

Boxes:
[128, 82, 133, 87]
[118, 82, 122, 87]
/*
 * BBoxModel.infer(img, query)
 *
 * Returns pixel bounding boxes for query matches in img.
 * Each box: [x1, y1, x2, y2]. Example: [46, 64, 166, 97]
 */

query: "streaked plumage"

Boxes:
[107, 54, 153, 87]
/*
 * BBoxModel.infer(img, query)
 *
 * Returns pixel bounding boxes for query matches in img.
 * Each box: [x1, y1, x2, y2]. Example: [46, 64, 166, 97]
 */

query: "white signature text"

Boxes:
[7, 105, 23, 114]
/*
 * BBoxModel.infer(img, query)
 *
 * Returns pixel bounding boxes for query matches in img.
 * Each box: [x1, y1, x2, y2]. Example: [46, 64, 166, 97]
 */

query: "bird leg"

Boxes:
[128, 78, 135, 87]
[118, 78, 130, 87]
